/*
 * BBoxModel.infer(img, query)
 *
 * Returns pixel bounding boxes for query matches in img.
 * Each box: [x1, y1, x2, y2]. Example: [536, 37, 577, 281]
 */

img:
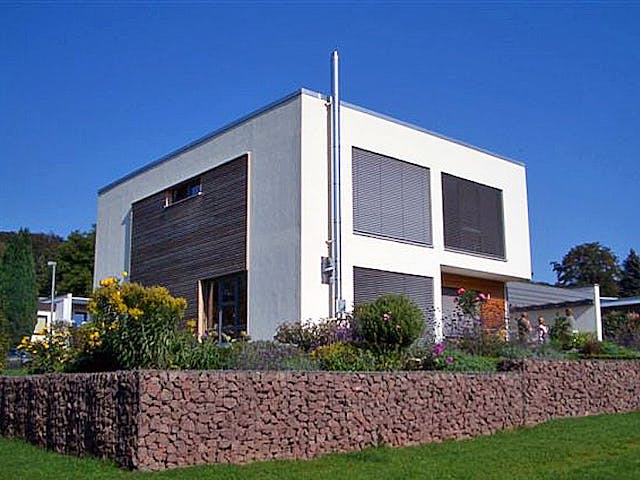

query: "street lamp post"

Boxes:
[47, 261, 56, 330]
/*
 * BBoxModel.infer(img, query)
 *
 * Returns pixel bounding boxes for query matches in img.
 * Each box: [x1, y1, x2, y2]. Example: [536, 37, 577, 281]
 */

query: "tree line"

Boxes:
[552, 242, 640, 297]
[0, 228, 95, 357]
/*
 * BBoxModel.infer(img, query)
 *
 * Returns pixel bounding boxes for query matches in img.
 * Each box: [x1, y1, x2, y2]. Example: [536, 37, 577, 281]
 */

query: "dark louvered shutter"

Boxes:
[353, 267, 434, 320]
[352, 148, 431, 245]
[442, 173, 505, 258]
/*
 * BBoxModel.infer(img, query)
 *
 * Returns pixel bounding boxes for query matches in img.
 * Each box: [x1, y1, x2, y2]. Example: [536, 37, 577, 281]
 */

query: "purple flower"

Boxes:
[433, 343, 445, 356]
[445, 356, 454, 364]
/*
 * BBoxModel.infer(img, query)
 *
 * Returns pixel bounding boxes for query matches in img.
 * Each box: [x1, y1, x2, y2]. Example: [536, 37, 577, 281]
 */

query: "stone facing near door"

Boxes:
[2, 361, 640, 470]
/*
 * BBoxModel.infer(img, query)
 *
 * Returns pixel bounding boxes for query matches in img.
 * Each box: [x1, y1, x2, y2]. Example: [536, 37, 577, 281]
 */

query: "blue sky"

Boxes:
[1, 3, 638, 283]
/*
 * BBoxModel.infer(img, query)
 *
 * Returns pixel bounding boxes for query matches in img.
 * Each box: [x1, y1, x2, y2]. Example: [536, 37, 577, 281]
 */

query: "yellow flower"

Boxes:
[99, 277, 118, 288]
[128, 307, 143, 319]
[122, 271, 128, 278]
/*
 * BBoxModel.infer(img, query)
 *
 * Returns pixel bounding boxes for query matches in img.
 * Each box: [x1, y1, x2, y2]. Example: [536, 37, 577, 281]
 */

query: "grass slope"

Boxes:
[1, 412, 639, 480]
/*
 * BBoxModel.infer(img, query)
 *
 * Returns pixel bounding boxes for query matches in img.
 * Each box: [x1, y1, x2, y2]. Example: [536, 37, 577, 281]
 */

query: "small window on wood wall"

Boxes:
[165, 177, 202, 207]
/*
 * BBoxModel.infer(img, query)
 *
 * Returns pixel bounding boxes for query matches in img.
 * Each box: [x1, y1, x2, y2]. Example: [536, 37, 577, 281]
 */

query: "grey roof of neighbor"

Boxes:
[507, 282, 594, 310]
[601, 296, 640, 309]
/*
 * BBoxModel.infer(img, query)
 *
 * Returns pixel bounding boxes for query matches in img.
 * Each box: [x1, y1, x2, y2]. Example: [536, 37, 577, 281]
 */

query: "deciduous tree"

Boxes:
[551, 242, 620, 297]
[55, 227, 95, 297]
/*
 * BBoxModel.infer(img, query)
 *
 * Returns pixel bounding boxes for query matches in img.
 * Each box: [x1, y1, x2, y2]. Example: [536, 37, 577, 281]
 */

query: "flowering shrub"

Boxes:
[229, 341, 317, 371]
[354, 294, 424, 353]
[455, 288, 490, 318]
[89, 276, 187, 370]
[428, 342, 455, 370]
[274, 317, 356, 351]
[16, 321, 105, 373]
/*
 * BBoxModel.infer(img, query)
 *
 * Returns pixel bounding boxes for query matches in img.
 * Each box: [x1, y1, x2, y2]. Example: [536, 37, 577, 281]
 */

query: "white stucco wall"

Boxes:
[513, 305, 601, 339]
[300, 93, 532, 332]
[95, 94, 303, 340]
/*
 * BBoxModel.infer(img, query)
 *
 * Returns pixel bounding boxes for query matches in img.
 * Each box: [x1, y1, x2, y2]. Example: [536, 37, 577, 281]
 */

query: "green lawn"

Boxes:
[1, 412, 640, 480]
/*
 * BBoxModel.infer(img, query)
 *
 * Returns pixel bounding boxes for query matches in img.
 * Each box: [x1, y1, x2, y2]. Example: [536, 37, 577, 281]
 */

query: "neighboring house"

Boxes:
[34, 294, 90, 337]
[94, 88, 532, 340]
[600, 296, 640, 315]
[507, 282, 603, 340]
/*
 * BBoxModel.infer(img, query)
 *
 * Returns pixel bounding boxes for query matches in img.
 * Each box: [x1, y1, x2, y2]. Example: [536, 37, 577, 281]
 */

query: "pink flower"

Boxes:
[395, 325, 401, 330]
[445, 356, 454, 364]
[434, 343, 445, 356]
[457, 288, 466, 296]
[478, 293, 487, 301]
[382, 313, 390, 321]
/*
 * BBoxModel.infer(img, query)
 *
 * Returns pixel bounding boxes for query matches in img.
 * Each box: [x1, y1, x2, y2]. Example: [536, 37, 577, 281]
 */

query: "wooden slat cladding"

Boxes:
[130, 155, 248, 320]
[442, 272, 506, 330]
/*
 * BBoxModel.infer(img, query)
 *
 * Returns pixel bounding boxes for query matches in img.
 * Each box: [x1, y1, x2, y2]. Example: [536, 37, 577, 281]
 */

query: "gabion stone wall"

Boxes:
[0, 371, 140, 469]
[136, 370, 524, 469]
[1, 361, 640, 470]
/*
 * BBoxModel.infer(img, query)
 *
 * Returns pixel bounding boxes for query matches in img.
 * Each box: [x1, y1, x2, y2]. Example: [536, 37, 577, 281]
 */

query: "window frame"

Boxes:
[352, 147, 432, 246]
[441, 173, 506, 260]
[164, 177, 202, 207]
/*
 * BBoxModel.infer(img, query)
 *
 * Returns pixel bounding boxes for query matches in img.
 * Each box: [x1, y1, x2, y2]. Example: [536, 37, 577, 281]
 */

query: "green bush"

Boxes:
[443, 351, 498, 372]
[457, 331, 506, 357]
[597, 341, 640, 359]
[549, 314, 573, 348]
[171, 334, 232, 370]
[604, 311, 640, 350]
[312, 343, 379, 371]
[415, 342, 498, 372]
[354, 294, 424, 353]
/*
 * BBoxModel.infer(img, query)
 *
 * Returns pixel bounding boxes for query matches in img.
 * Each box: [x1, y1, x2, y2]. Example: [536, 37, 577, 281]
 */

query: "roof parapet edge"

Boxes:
[98, 89, 310, 195]
[340, 100, 525, 168]
[99, 87, 524, 195]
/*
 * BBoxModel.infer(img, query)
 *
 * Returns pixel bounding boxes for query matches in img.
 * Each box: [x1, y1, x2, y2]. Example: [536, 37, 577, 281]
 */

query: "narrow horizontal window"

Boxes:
[165, 177, 202, 207]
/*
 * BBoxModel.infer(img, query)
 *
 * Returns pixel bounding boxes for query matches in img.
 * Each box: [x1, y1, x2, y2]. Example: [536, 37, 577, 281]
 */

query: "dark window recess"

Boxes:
[165, 178, 202, 206]
[442, 173, 505, 259]
[201, 271, 247, 339]
[353, 267, 434, 320]
[352, 147, 432, 245]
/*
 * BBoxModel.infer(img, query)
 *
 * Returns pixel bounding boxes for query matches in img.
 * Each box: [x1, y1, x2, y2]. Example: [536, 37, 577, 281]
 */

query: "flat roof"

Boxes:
[99, 88, 525, 195]
[601, 296, 640, 308]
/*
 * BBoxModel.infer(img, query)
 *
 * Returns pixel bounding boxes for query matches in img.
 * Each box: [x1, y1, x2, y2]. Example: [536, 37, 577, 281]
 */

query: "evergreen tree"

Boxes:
[0, 295, 8, 369]
[0, 229, 37, 346]
[620, 249, 640, 297]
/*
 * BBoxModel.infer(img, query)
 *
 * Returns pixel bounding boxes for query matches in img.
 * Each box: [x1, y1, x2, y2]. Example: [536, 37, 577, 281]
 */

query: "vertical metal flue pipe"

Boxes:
[331, 50, 344, 316]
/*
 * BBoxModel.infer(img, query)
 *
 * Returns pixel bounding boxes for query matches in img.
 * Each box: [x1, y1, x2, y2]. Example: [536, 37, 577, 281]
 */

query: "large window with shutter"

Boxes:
[353, 267, 434, 320]
[442, 173, 505, 259]
[352, 147, 432, 245]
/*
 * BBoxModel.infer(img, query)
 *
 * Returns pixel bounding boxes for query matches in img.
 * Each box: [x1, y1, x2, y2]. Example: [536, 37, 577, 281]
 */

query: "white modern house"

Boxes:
[33, 294, 90, 340]
[95, 82, 532, 340]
